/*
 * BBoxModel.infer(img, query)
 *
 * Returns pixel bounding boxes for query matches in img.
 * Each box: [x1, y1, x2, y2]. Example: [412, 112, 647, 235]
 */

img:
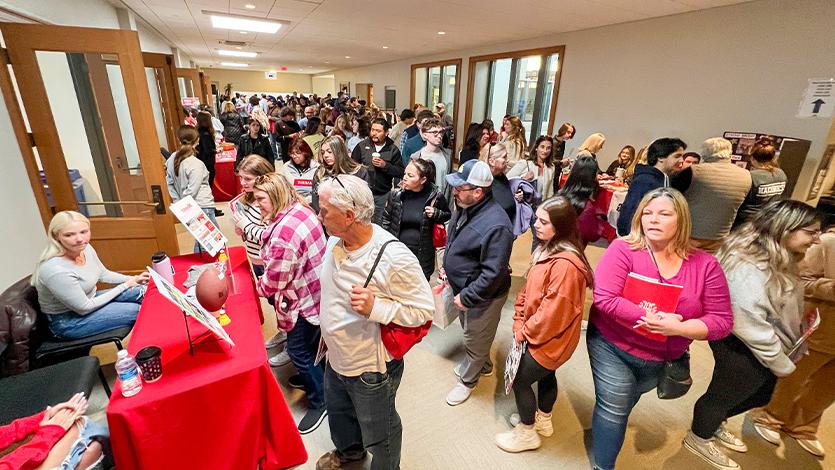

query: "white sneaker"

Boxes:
[495, 424, 541, 453]
[683, 431, 740, 470]
[796, 438, 825, 457]
[751, 421, 781, 445]
[269, 350, 291, 367]
[453, 363, 493, 379]
[446, 383, 474, 406]
[265, 331, 287, 349]
[509, 411, 554, 437]
[713, 423, 747, 452]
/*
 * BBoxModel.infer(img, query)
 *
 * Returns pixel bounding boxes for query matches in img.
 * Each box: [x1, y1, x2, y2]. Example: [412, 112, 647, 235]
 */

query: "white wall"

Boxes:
[332, 0, 835, 199]
[312, 75, 335, 96]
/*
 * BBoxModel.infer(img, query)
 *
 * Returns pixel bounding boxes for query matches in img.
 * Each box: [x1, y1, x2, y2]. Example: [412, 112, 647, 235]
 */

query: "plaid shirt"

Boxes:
[257, 202, 326, 331]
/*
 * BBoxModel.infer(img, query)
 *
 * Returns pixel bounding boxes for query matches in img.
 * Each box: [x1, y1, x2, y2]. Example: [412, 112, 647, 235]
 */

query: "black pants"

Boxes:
[691, 334, 778, 439]
[512, 350, 558, 425]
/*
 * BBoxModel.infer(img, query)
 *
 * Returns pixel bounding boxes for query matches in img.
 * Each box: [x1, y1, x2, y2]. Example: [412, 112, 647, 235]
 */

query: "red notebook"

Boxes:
[622, 272, 683, 342]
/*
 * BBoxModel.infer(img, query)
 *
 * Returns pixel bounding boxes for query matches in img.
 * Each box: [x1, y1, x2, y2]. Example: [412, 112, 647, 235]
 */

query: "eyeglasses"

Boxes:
[332, 176, 356, 208]
[424, 129, 444, 135]
[799, 227, 822, 237]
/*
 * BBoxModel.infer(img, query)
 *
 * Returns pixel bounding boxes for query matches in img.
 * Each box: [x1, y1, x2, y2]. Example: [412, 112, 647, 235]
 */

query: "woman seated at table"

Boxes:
[236, 118, 274, 169]
[281, 138, 320, 204]
[166, 125, 218, 253]
[381, 158, 451, 280]
[253, 173, 328, 434]
[605, 145, 636, 178]
[559, 156, 610, 247]
[0, 393, 110, 470]
[32, 211, 149, 340]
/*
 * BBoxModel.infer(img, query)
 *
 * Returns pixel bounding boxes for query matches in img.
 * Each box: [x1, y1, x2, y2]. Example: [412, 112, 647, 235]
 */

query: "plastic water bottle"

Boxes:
[115, 349, 143, 397]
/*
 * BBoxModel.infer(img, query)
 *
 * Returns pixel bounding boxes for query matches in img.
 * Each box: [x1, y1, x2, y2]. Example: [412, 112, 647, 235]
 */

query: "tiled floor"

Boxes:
[88, 204, 834, 470]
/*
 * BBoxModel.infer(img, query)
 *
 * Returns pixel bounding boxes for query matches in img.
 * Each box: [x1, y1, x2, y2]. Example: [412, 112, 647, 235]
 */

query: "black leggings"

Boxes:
[691, 334, 778, 439]
[512, 350, 558, 425]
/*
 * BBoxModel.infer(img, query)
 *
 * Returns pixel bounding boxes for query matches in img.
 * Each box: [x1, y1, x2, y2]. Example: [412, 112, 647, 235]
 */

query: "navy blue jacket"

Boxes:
[443, 195, 513, 307]
[616, 164, 668, 236]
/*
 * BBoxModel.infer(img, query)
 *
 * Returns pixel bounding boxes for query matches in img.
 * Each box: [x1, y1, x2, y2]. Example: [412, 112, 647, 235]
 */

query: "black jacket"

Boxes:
[274, 119, 301, 161]
[381, 185, 451, 277]
[196, 129, 216, 176]
[442, 195, 513, 307]
[351, 137, 405, 195]
[491, 173, 516, 222]
[616, 164, 668, 236]
[220, 112, 245, 145]
[236, 134, 274, 169]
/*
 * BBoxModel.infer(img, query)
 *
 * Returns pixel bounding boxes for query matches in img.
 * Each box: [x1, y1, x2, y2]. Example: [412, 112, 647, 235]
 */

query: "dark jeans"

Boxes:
[691, 334, 778, 439]
[512, 350, 557, 425]
[325, 359, 404, 470]
[587, 325, 665, 470]
[286, 316, 325, 409]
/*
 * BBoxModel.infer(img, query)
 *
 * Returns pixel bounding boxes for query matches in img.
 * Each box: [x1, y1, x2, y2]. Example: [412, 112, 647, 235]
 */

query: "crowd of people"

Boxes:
[16, 87, 833, 470]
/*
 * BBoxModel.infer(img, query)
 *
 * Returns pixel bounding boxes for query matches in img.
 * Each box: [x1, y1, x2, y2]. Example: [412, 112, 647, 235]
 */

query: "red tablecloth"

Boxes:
[212, 149, 240, 202]
[106, 247, 307, 470]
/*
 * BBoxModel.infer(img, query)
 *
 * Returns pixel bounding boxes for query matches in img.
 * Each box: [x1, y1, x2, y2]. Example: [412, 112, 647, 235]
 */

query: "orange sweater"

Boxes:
[512, 251, 590, 370]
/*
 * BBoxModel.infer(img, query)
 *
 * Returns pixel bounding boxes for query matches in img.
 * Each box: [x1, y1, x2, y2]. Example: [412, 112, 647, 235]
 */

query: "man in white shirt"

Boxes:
[315, 175, 434, 470]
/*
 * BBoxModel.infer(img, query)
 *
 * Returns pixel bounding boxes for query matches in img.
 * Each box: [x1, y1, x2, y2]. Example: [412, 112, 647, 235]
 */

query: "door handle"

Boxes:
[150, 185, 166, 214]
[78, 200, 158, 206]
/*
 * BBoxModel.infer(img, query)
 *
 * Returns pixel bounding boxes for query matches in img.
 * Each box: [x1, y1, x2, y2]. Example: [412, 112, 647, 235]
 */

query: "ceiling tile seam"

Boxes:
[182, 0, 214, 63]
[133, 0, 200, 59]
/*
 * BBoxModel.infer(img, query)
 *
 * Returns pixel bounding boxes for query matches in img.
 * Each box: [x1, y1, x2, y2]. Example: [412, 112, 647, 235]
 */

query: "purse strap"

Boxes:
[363, 240, 398, 288]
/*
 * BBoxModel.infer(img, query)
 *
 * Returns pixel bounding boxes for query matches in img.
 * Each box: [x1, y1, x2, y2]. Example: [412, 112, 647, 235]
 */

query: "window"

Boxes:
[411, 59, 461, 120]
[465, 46, 564, 144]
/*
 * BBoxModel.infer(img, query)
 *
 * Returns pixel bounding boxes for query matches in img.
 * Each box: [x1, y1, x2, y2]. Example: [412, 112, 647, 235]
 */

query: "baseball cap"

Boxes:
[446, 160, 493, 188]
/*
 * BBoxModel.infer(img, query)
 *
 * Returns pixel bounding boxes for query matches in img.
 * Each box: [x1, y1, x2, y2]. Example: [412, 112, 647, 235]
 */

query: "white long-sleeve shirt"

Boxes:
[320, 225, 434, 376]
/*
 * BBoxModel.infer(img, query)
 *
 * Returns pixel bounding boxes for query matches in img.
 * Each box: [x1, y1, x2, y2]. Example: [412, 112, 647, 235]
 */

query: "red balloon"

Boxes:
[195, 267, 229, 311]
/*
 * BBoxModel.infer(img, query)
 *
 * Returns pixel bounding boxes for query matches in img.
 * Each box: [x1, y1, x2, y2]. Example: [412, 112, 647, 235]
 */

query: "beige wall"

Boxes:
[332, 0, 835, 200]
[208, 68, 313, 96]
[312, 75, 336, 96]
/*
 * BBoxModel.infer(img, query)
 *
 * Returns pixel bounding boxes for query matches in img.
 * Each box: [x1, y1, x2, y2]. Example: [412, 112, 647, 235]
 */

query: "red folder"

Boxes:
[622, 272, 683, 342]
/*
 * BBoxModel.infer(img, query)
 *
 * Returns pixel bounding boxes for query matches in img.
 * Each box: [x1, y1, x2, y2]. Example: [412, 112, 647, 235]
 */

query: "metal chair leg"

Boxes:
[114, 339, 124, 350]
[98, 366, 112, 397]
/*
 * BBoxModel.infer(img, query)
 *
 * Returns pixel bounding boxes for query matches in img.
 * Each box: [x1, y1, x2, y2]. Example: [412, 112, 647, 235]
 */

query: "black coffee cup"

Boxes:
[135, 346, 163, 383]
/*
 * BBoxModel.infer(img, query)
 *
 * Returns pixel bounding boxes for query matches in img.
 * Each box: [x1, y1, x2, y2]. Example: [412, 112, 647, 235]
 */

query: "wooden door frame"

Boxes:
[0, 22, 177, 252]
[410, 58, 462, 150]
[198, 70, 211, 106]
[464, 45, 566, 137]
[143, 52, 183, 149]
[176, 67, 201, 103]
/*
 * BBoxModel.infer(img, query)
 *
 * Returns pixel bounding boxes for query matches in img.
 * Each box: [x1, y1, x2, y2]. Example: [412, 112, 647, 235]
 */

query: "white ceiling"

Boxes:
[116, 0, 752, 75]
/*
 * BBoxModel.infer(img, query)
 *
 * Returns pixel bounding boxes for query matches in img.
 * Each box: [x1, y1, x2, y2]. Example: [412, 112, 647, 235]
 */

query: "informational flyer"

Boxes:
[146, 267, 235, 347]
[170, 196, 227, 256]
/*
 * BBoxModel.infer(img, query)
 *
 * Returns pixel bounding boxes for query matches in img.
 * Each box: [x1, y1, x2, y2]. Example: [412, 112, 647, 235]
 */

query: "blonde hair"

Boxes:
[717, 200, 820, 301]
[221, 101, 236, 114]
[237, 155, 275, 205]
[32, 211, 90, 285]
[578, 133, 606, 156]
[252, 173, 307, 223]
[701, 137, 732, 162]
[623, 187, 692, 259]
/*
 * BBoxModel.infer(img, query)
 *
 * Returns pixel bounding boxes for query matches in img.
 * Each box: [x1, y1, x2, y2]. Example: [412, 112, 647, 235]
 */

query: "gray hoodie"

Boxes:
[724, 254, 804, 377]
[165, 152, 215, 208]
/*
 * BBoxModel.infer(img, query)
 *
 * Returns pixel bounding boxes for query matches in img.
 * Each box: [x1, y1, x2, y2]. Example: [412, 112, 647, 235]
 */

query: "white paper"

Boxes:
[504, 339, 527, 396]
[170, 196, 227, 257]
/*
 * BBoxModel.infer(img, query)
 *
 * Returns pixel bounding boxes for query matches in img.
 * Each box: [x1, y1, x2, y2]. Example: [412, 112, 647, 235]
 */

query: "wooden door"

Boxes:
[143, 52, 182, 151]
[176, 67, 202, 106]
[0, 22, 179, 272]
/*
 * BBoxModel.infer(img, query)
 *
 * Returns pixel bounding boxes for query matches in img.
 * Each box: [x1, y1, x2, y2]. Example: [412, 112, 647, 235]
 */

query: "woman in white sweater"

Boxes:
[685, 199, 822, 469]
[166, 125, 218, 253]
[32, 211, 149, 339]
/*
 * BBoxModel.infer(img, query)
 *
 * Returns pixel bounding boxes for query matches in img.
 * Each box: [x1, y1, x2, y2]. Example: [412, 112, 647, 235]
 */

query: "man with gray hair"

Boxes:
[442, 160, 514, 406]
[314, 174, 434, 470]
[298, 105, 315, 130]
[676, 137, 752, 253]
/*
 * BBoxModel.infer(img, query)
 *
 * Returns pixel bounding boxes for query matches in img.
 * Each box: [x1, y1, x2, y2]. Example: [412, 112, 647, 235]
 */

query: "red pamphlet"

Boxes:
[622, 272, 683, 342]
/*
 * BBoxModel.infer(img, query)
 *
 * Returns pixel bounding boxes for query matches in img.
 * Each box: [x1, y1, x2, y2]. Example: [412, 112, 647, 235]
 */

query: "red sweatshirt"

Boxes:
[0, 411, 67, 470]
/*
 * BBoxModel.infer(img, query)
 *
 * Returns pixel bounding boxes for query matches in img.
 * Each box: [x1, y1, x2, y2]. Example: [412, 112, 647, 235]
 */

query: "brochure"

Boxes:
[170, 196, 227, 256]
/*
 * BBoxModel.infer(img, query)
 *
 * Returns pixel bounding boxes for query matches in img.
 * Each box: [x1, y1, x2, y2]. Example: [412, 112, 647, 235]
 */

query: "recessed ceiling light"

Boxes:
[345, 56, 351, 59]
[382, 46, 389, 49]
[325, 61, 330, 64]
[220, 61, 249, 67]
[218, 49, 258, 58]
[204, 11, 285, 34]
[240, 31, 248, 34]
[244, 4, 256, 9]
[437, 31, 446, 35]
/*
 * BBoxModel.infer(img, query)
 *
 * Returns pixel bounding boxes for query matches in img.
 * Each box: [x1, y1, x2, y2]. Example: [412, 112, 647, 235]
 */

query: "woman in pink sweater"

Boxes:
[587, 187, 733, 470]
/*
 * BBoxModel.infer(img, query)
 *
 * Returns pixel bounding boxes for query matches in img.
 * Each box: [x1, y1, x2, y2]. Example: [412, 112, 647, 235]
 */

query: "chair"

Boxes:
[0, 276, 132, 396]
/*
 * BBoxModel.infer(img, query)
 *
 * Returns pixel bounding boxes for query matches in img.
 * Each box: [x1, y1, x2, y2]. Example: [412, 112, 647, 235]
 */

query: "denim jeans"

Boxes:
[286, 315, 325, 409]
[47, 286, 145, 339]
[325, 359, 404, 470]
[195, 207, 220, 253]
[59, 417, 109, 470]
[587, 325, 664, 470]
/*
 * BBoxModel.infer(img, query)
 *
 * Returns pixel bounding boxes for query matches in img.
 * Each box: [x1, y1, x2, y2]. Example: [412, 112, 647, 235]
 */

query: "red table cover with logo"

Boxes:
[106, 247, 307, 469]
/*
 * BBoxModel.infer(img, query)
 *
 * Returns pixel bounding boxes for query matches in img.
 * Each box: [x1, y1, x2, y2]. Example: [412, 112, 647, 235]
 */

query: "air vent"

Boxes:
[219, 40, 249, 47]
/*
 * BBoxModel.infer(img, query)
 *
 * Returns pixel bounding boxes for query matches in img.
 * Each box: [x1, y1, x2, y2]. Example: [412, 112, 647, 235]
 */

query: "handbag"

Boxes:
[430, 193, 447, 248]
[431, 280, 458, 329]
[646, 248, 693, 399]
[365, 240, 432, 359]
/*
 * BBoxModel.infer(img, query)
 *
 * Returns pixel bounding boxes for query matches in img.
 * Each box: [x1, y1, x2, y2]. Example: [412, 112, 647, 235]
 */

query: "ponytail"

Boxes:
[174, 125, 200, 175]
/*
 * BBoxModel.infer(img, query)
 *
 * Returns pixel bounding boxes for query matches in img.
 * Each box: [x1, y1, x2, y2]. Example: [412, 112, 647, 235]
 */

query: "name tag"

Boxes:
[294, 178, 313, 188]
